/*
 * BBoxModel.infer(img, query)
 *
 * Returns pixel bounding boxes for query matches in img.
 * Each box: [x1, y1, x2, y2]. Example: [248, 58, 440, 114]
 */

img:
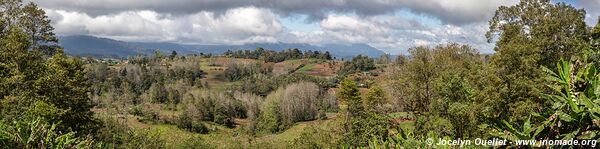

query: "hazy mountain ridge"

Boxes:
[58, 35, 386, 59]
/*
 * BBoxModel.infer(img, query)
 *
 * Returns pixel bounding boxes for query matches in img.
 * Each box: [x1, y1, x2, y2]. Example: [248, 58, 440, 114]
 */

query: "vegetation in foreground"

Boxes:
[1, 0, 600, 148]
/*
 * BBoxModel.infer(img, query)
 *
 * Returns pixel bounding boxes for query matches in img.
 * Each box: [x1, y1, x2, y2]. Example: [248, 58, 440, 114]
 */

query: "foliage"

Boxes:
[337, 79, 393, 147]
[94, 117, 168, 148]
[0, 0, 59, 55]
[485, 0, 589, 124]
[0, 26, 98, 135]
[254, 82, 325, 134]
[180, 89, 243, 128]
[364, 86, 387, 114]
[337, 54, 375, 77]
[0, 118, 96, 148]
[232, 73, 335, 96]
[224, 47, 332, 63]
[224, 61, 270, 81]
[291, 120, 344, 148]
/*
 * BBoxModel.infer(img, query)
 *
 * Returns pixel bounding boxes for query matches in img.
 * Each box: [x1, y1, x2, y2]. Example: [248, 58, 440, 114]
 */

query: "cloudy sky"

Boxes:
[29, 0, 600, 54]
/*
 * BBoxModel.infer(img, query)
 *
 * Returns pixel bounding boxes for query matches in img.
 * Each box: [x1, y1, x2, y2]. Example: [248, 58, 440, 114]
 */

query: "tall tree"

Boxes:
[337, 79, 362, 116]
[0, 0, 98, 135]
[1, 1, 58, 55]
[487, 0, 588, 67]
[20, 2, 57, 51]
[485, 0, 589, 123]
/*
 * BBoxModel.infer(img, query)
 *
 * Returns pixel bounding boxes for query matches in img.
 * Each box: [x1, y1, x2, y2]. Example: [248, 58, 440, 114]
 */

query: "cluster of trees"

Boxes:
[177, 89, 244, 132]
[0, 0, 98, 143]
[86, 53, 207, 110]
[250, 82, 330, 134]
[337, 54, 376, 77]
[223, 61, 271, 81]
[291, 80, 391, 147]
[3, 0, 600, 148]
[293, 0, 600, 147]
[379, 0, 600, 146]
[224, 48, 332, 63]
[231, 73, 337, 96]
[0, 1, 176, 148]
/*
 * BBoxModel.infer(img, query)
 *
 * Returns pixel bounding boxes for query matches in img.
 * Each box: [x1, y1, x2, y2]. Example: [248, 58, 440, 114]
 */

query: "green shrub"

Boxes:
[0, 118, 97, 148]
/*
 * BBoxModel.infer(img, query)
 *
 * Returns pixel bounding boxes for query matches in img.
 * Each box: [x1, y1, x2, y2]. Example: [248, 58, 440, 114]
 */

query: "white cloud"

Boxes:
[47, 7, 283, 44]
[35, 0, 546, 54]
[32, 0, 519, 25]
[281, 14, 494, 54]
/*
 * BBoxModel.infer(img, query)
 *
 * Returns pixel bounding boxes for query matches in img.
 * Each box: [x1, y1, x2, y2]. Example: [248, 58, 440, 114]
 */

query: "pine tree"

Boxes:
[337, 79, 362, 116]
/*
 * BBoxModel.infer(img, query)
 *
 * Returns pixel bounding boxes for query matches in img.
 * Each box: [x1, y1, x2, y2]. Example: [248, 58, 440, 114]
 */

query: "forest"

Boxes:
[1, 0, 600, 148]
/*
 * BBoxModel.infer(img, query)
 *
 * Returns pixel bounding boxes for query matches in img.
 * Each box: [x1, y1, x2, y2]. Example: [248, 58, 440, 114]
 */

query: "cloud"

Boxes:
[33, 0, 530, 54]
[282, 14, 494, 54]
[579, 0, 600, 25]
[31, 0, 518, 25]
[47, 7, 283, 44]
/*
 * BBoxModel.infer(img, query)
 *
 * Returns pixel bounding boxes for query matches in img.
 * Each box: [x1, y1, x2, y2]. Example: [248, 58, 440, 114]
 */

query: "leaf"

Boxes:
[502, 120, 528, 139]
[541, 66, 558, 77]
[579, 95, 597, 110]
[558, 111, 574, 122]
[523, 115, 532, 133]
[532, 119, 549, 139]
[561, 128, 580, 140]
[577, 131, 597, 140]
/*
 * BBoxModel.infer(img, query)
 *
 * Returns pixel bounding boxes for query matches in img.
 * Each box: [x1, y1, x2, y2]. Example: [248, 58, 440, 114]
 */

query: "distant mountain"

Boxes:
[58, 35, 386, 59]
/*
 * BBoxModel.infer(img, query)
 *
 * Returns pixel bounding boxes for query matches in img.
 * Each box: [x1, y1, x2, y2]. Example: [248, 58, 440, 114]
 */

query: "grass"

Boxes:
[124, 111, 341, 148]
[295, 63, 316, 73]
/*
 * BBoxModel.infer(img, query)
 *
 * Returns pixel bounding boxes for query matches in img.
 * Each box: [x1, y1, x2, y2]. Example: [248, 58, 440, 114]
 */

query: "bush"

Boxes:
[0, 118, 97, 148]
[256, 89, 284, 134]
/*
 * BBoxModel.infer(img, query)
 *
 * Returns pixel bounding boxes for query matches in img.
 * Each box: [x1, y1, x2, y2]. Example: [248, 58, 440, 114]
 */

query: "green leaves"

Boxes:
[539, 59, 600, 140]
[0, 118, 96, 148]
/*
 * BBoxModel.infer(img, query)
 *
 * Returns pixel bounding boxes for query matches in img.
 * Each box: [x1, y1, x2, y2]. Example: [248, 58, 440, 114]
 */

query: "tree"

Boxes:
[363, 86, 386, 114]
[395, 55, 406, 65]
[0, 0, 98, 135]
[337, 79, 362, 116]
[387, 44, 486, 138]
[1, 1, 58, 55]
[338, 55, 375, 77]
[169, 50, 178, 60]
[487, 0, 588, 67]
[20, 2, 57, 51]
[338, 79, 391, 146]
[484, 0, 590, 124]
[378, 54, 391, 64]
[403, 47, 436, 114]
[591, 17, 600, 50]
[34, 54, 99, 133]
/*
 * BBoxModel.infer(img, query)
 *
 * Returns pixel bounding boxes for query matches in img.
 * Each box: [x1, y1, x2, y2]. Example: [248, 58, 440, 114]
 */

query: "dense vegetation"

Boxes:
[224, 48, 332, 63]
[1, 0, 600, 148]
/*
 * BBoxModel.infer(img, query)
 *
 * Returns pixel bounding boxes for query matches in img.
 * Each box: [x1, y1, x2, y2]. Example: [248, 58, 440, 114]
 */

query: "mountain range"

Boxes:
[58, 35, 386, 59]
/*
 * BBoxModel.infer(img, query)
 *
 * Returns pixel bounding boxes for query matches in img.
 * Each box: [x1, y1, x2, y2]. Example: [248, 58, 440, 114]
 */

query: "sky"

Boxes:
[29, 0, 600, 54]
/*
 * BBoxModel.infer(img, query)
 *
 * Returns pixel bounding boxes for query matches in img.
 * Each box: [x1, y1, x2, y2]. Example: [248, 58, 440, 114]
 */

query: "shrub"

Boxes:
[0, 118, 97, 148]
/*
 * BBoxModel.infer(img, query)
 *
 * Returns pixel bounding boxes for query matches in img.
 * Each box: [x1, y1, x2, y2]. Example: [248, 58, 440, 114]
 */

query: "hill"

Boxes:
[58, 35, 386, 59]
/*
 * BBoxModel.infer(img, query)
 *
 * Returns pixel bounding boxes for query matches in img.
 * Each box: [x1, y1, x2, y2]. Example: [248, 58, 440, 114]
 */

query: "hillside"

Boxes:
[58, 35, 386, 59]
